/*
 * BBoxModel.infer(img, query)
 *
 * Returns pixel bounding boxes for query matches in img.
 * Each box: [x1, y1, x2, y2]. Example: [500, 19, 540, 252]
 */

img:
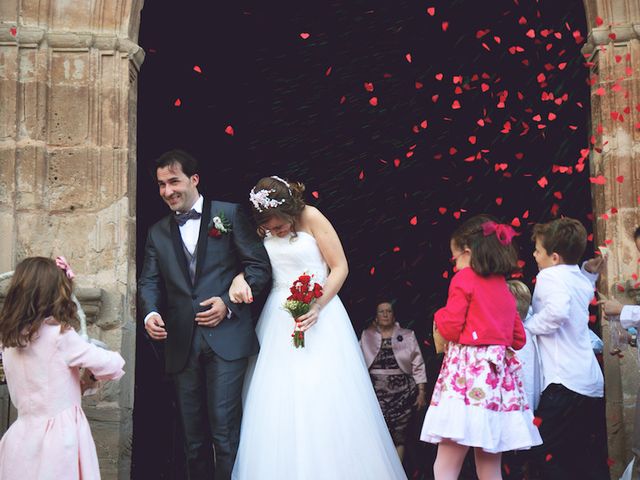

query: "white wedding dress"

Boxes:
[232, 231, 407, 480]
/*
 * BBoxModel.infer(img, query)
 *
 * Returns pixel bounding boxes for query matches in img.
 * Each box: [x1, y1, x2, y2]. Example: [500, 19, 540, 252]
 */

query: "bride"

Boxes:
[230, 176, 407, 480]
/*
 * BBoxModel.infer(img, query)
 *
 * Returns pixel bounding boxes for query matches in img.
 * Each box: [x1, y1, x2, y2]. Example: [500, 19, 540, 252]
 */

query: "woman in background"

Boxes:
[361, 300, 427, 460]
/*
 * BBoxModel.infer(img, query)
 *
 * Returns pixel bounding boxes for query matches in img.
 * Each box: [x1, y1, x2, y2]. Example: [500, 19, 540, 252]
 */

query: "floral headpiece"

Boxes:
[55, 256, 75, 280]
[481, 221, 516, 246]
[249, 176, 292, 212]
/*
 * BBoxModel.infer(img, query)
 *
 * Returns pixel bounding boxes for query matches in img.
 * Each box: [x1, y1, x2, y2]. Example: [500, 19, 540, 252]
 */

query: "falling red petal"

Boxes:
[410, 216, 418, 226]
[369, 97, 378, 106]
[174, 98, 182, 107]
[224, 125, 234, 136]
[427, 7, 436, 16]
[193, 65, 202, 73]
[300, 32, 310, 39]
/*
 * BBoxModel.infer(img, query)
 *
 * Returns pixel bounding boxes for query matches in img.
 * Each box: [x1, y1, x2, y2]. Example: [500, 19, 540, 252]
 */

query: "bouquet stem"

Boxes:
[292, 326, 305, 348]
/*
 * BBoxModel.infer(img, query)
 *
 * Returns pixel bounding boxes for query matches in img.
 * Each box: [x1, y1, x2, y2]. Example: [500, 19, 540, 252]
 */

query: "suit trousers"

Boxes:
[530, 383, 609, 480]
[173, 327, 248, 480]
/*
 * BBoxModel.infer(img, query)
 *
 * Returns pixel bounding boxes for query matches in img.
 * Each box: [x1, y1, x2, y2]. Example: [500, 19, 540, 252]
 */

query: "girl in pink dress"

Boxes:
[420, 215, 542, 480]
[0, 257, 125, 480]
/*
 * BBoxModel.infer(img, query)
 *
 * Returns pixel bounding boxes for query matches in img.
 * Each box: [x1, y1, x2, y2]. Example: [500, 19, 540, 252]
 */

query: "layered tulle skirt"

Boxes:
[232, 291, 407, 480]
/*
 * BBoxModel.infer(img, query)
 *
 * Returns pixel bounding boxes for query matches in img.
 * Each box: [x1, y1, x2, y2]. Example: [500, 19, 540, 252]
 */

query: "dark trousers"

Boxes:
[173, 328, 248, 480]
[531, 383, 609, 480]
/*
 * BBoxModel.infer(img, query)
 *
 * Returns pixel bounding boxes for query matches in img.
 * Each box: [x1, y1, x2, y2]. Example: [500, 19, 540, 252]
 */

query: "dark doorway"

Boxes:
[133, 1, 596, 478]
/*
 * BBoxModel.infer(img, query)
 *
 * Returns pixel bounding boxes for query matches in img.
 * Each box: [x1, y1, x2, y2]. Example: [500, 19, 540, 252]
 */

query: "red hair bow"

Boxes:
[481, 221, 516, 246]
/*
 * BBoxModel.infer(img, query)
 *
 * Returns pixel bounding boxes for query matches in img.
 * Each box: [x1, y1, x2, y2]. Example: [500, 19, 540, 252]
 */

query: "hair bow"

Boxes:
[55, 256, 75, 280]
[481, 221, 516, 246]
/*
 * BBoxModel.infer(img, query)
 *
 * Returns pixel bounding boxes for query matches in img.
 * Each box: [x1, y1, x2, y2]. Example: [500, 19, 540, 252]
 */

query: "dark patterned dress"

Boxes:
[369, 337, 417, 446]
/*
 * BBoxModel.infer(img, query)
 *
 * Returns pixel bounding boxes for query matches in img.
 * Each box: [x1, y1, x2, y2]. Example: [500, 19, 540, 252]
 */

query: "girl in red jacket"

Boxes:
[420, 215, 542, 480]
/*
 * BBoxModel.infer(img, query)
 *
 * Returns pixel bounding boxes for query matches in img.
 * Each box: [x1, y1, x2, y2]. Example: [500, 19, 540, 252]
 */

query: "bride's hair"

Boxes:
[250, 176, 306, 237]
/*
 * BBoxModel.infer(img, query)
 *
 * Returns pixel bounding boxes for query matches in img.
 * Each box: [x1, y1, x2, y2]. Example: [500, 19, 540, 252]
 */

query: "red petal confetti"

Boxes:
[358, 170, 365, 180]
[393, 159, 401, 167]
[405, 53, 412, 63]
[415, 81, 424, 89]
[311, 191, 319, 199]
[224, 125, 234, 136]
[193, 65, 202, 73]
[409, 216, 418, 225]
[526, 29, 536, 38]
[427, 7, 436, 16]
[369, 97, 378, 106]
[299, 32, 310, 39]
[438, 207, 447, 215]
[393, 246, 401, 252]
[511, 217, 521, 227]
[537, 176, 548, 188]
[533, 416, 543, 427]
[468, 135, 477, 144]
[495, 197, 503, 205]
[10, 27, 16, 37]
[174, 98, 182, 107]
[364, 82, 374, 92]
[442, 21, 449, 32]
[589, 175, 606, 184]
[325, 66, 332, 76]
[607, 458, 615, 468]
[545, 454, 553, 462]
[370, 266, 375, 275]
[616, 175, 624, 183]
[596, 16, 604, 26]
[451, 100, 461, 109]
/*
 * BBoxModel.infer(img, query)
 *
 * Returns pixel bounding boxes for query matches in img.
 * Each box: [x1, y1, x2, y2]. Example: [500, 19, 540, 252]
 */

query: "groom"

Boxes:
[138, 149, 271, 480]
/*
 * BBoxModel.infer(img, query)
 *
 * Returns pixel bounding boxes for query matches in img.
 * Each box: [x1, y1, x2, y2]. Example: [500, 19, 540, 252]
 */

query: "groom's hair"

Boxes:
[155, 149, 199, 178]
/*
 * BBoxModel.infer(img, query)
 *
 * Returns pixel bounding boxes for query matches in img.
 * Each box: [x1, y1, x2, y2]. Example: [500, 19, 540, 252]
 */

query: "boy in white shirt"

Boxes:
[526, 218, 609, 479]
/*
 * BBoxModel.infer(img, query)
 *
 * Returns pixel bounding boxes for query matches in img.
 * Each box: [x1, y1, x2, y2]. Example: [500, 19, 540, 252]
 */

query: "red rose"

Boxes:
[313, 283, 323, 298]
[299, 274, 311, 285]
[208, 228, 222, 238]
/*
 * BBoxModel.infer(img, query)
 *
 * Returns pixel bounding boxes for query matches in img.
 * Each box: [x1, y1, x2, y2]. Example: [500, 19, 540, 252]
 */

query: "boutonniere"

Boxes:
[208, 212, 232, 238]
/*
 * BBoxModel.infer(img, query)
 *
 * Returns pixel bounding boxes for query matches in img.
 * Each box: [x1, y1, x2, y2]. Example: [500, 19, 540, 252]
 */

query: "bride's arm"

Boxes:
[296, 206, 348, 331]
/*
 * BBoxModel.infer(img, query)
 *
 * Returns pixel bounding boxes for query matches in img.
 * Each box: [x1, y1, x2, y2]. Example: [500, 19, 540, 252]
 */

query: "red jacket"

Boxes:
[435, 267, 525, 349]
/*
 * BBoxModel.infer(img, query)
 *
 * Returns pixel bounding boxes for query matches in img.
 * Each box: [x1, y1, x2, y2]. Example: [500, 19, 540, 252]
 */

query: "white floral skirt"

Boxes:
[420, 342, 542, 453]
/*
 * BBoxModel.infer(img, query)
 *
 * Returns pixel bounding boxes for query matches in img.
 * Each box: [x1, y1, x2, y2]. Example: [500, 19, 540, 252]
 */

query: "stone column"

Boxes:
[0, 1, 143, 478]
[583, 0, 640, 476]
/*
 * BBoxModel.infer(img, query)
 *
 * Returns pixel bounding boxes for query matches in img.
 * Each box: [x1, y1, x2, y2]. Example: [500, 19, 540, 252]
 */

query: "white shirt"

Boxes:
[525, 263, 604, 398]
[178, 195, 204, 255]
[621, 305, 640, 329]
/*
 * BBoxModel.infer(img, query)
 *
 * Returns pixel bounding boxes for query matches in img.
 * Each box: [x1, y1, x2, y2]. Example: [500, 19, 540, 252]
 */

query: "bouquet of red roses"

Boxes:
[283, 273, 323, 348]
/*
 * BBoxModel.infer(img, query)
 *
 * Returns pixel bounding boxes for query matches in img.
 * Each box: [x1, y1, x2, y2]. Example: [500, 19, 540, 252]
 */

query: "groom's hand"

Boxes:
[196, 297, 228, 327]
[145, 314, 167, 340]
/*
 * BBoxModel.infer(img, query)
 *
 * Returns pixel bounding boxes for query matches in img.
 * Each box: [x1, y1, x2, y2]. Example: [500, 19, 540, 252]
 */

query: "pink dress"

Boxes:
[0, 318, 125, 479]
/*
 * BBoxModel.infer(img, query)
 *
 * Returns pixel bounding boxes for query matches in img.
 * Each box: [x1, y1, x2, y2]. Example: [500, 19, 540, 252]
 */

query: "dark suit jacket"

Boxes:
[138, 199, 271, 374]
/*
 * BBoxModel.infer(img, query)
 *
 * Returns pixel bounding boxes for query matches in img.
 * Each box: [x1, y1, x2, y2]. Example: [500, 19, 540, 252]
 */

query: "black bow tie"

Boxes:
[174, 209, 201, 226]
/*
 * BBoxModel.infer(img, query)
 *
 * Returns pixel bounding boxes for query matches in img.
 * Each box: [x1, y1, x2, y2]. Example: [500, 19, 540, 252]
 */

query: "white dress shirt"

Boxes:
[621, 305, 640, 329]
[525, 263, 604, 398]
[179, 195, 203, 255]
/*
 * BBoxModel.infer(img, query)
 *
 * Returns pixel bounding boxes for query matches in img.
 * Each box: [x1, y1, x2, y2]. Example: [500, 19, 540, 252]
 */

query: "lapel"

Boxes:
[194, 198, 212, 284]
[169, 215, 193, 288]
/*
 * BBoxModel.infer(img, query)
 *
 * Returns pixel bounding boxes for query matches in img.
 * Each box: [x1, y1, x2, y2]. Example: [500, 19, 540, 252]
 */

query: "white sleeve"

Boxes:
[580, 261, 599, 286]
[525, 272, 571, 336]
[144, 311, 159, 326]
[620, 305, 640, 329]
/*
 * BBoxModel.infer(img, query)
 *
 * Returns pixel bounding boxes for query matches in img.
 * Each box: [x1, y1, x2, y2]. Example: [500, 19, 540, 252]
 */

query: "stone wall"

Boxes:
[583, 0, 640, 476]
[0, 1, 143, 478]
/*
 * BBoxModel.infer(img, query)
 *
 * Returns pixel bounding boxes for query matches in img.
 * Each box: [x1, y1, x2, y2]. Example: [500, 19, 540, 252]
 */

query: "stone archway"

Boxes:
[0, 1, 143, 478]
[1, 0, 640, 478]
[583, 1, 640, 476]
